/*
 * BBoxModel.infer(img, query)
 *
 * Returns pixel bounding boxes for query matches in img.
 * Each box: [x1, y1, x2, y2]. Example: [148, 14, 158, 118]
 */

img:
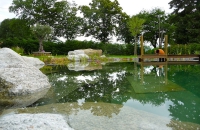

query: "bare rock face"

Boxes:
[0, 48, 51, 96]
[22, 56, 45, 69]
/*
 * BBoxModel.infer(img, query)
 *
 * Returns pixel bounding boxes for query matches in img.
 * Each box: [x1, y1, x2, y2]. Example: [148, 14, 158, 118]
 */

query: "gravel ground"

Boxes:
[0, 113, 73, 130]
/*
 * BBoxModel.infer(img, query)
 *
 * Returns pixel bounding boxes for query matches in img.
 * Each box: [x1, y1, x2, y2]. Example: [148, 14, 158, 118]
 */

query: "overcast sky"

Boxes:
[0, 0, 173, 22]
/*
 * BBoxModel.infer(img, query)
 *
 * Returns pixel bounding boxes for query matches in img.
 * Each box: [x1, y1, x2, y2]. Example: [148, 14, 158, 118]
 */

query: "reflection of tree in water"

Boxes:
[131, 92, 167, 107]
[131, 65, 167, 106]
[168, 65, 200, 98]
[166, 65, 200, 124]
[81, 102, 122, 118]
[167, 91, 200, 125]
[17, 102, 123, 118]
[59, 64, 132, 104]
[37, 63, 200, 123]
[32, 63, 134, 117]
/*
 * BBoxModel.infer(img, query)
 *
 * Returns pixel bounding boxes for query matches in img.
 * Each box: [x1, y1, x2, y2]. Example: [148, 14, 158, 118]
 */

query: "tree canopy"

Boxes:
[9, 0, 81, 40]
[31, 23, 52, 52]
[0, 18, 31, 39]
[127, 16, 145, 55]
[79, 0, 124, 43]
[136, 8, 175, 48]
[169, 0, 200, 44]
[1, 0, 198, 46]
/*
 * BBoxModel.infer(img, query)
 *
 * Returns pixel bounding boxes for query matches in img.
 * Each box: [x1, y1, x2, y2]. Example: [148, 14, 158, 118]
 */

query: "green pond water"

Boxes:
[28, 62, 200, 126]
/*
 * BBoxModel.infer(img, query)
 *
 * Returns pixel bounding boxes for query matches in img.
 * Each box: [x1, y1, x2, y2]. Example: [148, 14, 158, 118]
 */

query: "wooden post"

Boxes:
[141, 62, 144, 84]
[140, 35, 144, 62]
[164, 35, 168, 61]
[165, 64, 168, 85]
[199, 55, 200, 62]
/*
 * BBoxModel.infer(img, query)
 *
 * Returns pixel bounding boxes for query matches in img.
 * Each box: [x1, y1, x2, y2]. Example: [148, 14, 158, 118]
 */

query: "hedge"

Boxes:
[0, 38, 200, 55]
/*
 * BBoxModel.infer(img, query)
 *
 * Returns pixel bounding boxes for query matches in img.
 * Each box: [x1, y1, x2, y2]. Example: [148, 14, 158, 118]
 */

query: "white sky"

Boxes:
[0, 0, 173, 22]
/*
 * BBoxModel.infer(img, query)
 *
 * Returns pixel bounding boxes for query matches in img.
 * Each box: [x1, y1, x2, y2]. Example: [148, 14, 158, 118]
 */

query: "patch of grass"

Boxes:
[30, 54, 137, 65]
[107, 55, 137, 58]
[11, 46, 24, 55]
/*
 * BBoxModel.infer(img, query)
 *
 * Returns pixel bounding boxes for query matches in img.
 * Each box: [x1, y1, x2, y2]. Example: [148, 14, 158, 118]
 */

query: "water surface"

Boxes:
[34, 62, 200, 126]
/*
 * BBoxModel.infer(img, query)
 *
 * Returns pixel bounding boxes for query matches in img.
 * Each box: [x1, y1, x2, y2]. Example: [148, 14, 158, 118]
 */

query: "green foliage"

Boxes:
[0, 18, 32, 39]
[169, 0, 200, 44]
[11, 46, 24, 55]
[116, 13, 134, 44]
[1, 39, 199, 56]
[127, 16, 145, 37]
[79, 0, 124, 43]
[0, 38, 140, 55]
[9, 0, 81, 39]
[9, 0, 56, 25]
[53, 1, 82, 40]
[31, 23, 52, 52]
[127, 16, 145, 55]
[0, 38, 38, 54]
[31, 24, 52, 41]
[137, 8, 175, 48]
[167, 44, 200, 54]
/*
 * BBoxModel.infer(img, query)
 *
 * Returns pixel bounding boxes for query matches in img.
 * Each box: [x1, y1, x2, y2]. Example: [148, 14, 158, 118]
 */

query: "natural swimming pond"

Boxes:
[27, 62, 200, 129]
[1, 62, 200, 129]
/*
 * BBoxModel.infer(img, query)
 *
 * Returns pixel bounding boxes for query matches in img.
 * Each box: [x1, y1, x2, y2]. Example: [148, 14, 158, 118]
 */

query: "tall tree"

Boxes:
[136, 8, 175, 48]
[116, 13, 135, 44]
[9, 0, 57, 25]
[169, 0, 200, 44]
[0, 18, 31, 39]
[127, 16, 145, 55]
[53, 1, 82, 40]
[9, 0, 81, 40]
[79, 0, 124, 43]
[31, 24, 52, 52]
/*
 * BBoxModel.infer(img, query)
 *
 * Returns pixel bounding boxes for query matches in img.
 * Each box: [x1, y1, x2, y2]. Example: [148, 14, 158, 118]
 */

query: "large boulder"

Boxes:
[67, 49, 102, 61]
[0, 48, 51, 96]
[68, 53, 89, 61]
[22, 56, 45, 69]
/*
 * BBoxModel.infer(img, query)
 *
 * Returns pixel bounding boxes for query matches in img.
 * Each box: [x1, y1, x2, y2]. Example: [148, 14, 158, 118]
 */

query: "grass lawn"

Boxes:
[107, 55, 137, 58]
[30, 54, 138, 65]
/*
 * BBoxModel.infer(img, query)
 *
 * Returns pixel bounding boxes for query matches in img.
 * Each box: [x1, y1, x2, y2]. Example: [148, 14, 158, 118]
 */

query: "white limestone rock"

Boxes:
[0, 48, 51, 95]
[68, 54, 89, 61]
[22, 56, 45, 69]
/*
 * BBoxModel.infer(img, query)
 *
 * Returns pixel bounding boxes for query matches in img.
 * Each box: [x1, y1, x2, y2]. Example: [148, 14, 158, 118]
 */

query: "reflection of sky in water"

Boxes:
[57, 76, 68, 81]
[143, 66, 154, 74]
[108, 71, 126, 86]
[123, 99, 174, 118]
[77, 98, 85, 105]
[76, 75, 99, 83]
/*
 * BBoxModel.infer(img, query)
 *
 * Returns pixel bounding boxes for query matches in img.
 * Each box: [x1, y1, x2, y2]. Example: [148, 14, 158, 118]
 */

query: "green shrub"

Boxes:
[1, 37, 200, 55]
[11, 46, 24, 55]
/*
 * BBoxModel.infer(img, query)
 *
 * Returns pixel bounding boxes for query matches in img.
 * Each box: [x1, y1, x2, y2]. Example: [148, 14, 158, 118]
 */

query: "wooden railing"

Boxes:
[138, 54, 200, 62]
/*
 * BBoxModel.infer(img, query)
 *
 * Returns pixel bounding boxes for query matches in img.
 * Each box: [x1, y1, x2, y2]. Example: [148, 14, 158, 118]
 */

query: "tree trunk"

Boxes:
[39, 39, 44, 52]
[134, 36, 137, 55]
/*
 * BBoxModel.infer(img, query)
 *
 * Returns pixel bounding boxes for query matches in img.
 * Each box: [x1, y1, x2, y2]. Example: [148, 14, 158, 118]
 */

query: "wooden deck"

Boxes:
[139, 54, 200, 58]
[138, 61, 200, 66]
[138, 54, 200, 62]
